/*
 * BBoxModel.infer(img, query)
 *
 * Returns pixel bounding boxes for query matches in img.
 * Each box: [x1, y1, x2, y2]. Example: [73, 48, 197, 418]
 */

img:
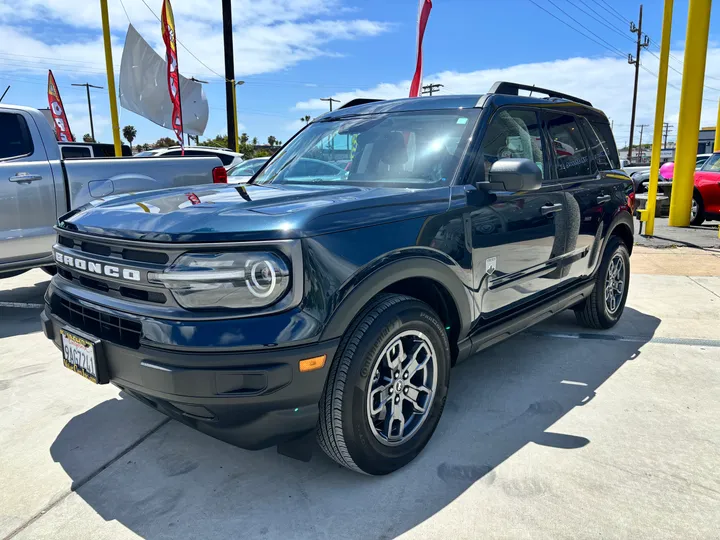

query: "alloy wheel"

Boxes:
[604, 253, 626, 314]
[365, 330, 438, 446]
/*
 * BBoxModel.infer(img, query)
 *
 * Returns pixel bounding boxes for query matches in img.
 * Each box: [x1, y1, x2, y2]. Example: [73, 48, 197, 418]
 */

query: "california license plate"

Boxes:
[61, 328, 101, 384]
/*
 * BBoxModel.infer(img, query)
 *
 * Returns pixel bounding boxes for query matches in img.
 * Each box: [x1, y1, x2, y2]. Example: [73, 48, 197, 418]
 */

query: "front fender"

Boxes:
[319, 254, 474, 342]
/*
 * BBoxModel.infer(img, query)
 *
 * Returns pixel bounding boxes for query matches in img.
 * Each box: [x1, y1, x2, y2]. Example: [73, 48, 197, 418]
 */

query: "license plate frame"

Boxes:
[60, 327, 109, 384]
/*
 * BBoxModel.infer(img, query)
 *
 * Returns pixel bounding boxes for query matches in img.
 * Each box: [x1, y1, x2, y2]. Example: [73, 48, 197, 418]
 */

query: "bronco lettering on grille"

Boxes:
[54, 251, 141, 282]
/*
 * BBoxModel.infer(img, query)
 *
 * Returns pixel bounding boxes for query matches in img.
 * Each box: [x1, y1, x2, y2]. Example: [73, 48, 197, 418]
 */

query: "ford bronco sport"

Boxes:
[42, 82, 634, 475]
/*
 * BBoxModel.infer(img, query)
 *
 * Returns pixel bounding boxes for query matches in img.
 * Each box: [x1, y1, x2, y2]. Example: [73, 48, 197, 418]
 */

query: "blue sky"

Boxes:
[1, 0, 719, 148]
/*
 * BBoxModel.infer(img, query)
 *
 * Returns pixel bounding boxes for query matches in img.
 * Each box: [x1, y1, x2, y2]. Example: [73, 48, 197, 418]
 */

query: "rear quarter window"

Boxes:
[587, 119, 620, 170]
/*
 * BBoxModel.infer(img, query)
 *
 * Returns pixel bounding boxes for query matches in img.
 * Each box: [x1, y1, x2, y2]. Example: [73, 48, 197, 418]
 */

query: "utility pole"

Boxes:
[627, 4, 650, 162]
[221, 0, 236, 152]
[0, 85, 9, 102]
[662, 122, 673, 148]
[636, 124, 648, 162]
[71, 82, 103, 142]
[320, 97, 340, 111]
[421, 83, 444, 96]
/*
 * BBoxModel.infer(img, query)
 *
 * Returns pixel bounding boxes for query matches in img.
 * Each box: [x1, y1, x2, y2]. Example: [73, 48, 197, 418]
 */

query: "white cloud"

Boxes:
[0, 0, 390, 79]
[294, 48, 720, 147]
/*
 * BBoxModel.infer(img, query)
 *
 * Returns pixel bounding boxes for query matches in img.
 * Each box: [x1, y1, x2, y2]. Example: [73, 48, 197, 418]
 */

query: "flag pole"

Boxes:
[100, 0, 122, 157]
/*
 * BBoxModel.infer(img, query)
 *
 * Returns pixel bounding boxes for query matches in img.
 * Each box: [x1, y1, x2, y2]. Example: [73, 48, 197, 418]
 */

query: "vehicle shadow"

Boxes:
[50, 307, 660, 539]
[0, 277, 50, 339]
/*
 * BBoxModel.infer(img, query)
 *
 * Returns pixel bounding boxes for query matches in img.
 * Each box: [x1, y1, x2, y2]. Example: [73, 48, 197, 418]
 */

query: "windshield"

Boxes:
[252, 109, 480, 188]
[701, 153, 720, 172]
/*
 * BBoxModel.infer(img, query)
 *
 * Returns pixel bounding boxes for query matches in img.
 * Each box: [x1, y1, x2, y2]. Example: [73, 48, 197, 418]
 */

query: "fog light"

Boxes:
[299, 355, 326, 373]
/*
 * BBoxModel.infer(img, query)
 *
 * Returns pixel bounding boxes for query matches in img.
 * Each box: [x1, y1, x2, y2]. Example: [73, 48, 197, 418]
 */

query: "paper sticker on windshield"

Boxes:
[457, 117, 468, 125]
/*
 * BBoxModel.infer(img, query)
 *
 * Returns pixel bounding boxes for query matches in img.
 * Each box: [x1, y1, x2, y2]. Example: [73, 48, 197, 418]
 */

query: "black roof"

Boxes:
[319, 81, 604, 121]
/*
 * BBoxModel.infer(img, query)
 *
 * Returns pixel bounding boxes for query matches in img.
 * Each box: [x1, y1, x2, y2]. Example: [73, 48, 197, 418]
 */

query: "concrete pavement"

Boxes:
[1, 254, 719, 539]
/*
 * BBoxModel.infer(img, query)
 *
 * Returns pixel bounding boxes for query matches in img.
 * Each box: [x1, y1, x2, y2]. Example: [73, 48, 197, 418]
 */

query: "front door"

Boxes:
[469, 107, 569, 318]
[0, 110, 57, 265]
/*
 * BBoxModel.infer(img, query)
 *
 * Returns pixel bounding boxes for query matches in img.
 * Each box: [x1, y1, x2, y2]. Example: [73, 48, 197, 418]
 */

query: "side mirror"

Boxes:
[484, 158, 543, 192]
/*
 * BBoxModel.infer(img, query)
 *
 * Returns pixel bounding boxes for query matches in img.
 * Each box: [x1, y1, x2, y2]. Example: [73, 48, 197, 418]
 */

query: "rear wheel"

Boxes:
[317, 294, 450, 475]
[690, 192, 705, 226]
[575, 236, 630, 329]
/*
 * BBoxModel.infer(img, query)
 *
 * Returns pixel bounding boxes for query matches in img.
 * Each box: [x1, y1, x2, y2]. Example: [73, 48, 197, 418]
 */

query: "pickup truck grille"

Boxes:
[58, 234, 169, 265]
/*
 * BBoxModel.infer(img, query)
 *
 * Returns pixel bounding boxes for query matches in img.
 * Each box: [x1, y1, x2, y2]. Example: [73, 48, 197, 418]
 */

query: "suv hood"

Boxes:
[59, 183, 451, 242]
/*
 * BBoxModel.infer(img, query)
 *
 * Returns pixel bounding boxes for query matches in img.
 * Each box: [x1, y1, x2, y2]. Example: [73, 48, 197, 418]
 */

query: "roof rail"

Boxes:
[338, 98, 385, 110]
[488, 81, 592, 107]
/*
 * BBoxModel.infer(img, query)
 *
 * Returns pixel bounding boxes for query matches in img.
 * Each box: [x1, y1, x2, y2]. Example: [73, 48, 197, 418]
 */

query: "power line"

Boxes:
[591, 0, 632, 25]
[139, 0, 229, 82]
[566, 0, 636, 45]
[526, 0, 626, 59]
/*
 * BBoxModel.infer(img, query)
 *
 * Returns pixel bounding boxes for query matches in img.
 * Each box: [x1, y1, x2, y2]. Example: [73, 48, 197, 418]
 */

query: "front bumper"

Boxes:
[41, 299, 339, 450]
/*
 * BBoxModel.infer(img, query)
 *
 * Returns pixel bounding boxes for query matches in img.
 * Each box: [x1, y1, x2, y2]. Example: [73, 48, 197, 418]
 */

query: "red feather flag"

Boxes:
[409, 0, 433, 98]
[47, 70, 74, 142]
[161, 0, 184, 150]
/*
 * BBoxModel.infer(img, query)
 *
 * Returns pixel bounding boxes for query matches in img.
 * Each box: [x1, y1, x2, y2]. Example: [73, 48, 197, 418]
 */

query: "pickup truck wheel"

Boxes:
[690, 193, 705, 226]
[574, 236, 630, 329]
[317, 294, 450, 475]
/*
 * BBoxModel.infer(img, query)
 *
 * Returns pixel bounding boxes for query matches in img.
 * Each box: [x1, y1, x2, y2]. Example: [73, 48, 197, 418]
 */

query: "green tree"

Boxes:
[122, 125, 137, 146]
[267, 135, 277, 147]
[239, 132, 249, 145]
[152, 136, 176, 148]
[252, 136, 258, 145]
[300, 115, 311, 125]
[82, 133, 94, 142]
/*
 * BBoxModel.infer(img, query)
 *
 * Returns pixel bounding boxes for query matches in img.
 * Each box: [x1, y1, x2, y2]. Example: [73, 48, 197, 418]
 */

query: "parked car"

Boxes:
[42, 82, 633, 475]
[0, 104, 226, 279]
[59, 142, 132, 159]
[691, 151, 720, 224]
[638, 152, 720, 224]
[696, 153, 713, 170]
[139, 145, 244, 168]
[227, 157, 269, 183]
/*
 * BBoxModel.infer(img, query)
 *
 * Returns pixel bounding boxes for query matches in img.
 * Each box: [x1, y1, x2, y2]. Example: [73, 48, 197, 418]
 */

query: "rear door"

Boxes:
[0, 110, 57, 265]
[542, 112, 611, 280]
[469, 107, 569, 317]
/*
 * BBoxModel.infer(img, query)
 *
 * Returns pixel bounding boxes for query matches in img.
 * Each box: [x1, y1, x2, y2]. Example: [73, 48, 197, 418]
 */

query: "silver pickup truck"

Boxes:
[0, 104, 225, 279]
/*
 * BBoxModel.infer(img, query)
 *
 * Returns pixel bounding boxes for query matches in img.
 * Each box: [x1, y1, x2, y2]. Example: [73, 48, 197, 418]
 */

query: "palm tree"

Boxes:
[267, 135, 277, 147]
[82, 133, 94, 142]
[240, 132, 249, 145]
[122, 125, 137, 146]
[252, 137, 258, 145]
[300, 115, 311, 125]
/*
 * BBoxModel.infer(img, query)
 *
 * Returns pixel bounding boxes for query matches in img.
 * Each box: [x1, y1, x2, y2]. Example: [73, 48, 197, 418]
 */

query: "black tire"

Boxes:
[574, 236, 630, 329]
[690, 192, 705, 226]
[317, 294, 451, 475]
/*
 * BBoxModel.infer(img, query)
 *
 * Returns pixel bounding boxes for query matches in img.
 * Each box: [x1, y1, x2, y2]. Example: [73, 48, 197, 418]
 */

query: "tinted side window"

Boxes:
[481, 108, 545, 180]
[61, 146, 92, 159]
[0, 112, 34, 160]
[546, 114, 593, 178]
[580, 117, 616, 170]
[589, 121, 620, 169]
[217, 153, 235, 165]
[164, 150, 181, 156]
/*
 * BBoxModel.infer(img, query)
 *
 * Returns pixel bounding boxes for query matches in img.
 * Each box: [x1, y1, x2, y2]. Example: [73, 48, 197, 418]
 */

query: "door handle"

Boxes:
[9, 173, 43, 183]
[597, 194, 612, 204]
[540, 203, 563, 215]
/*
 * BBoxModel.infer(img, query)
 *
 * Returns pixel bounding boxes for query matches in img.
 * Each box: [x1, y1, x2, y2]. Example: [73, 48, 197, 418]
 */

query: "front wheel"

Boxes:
[575, 236, 630, 329]
[317, 294, 451, 475]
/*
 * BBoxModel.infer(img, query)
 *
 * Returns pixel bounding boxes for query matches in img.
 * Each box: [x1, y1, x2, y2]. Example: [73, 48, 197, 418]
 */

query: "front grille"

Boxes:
[58, 233, 169, 264]
[52, 296, 142, 349]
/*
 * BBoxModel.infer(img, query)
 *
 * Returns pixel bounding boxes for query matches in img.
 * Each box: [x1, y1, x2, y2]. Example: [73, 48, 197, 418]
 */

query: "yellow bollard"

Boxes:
[715, 97, 720, 152]
[100, 0, 122, 157]
[645, 0, 674, 236]
[668, 0, 713, 227]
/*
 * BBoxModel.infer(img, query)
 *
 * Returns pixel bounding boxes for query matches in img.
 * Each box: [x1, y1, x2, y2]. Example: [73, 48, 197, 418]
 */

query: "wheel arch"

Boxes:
[319, 257, 473, 360]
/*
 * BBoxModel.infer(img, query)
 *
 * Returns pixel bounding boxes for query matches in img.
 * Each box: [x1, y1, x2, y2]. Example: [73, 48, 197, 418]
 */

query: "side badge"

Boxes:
[486, 257, 497, 275]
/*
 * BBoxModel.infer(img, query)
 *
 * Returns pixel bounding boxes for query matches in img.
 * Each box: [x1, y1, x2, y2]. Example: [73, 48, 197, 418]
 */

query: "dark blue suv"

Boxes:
[42, 82, 634, 475]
